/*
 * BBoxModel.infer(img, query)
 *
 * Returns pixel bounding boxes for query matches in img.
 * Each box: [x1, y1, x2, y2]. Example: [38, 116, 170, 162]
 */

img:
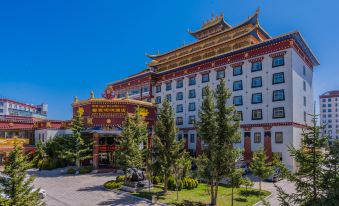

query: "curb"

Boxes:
[252, 193, 273, 206]
[110, 188, 167, 206]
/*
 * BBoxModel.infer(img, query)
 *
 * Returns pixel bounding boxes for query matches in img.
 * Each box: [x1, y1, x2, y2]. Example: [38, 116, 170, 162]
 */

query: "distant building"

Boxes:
[0, 98, 48, 120]
[320, 90, 339, 144]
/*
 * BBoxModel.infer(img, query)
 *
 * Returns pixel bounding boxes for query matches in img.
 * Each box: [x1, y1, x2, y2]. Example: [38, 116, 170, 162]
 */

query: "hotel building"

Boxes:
[320, 90, 339, 144]
[103, 9, 319, 170]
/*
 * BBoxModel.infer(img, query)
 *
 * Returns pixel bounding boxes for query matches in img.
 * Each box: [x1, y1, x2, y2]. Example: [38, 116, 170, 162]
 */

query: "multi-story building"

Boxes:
[320, 90, 339, 144]
[103, 9, 319, 170]
[0, 98, 48, 120]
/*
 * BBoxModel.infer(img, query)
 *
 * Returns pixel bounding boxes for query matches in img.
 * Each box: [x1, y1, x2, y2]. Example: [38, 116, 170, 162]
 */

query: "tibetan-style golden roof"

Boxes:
[73, 97, 154, 107]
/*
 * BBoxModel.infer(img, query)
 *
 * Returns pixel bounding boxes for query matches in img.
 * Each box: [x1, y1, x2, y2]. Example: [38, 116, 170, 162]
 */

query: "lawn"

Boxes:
[132, 183, 270, 206]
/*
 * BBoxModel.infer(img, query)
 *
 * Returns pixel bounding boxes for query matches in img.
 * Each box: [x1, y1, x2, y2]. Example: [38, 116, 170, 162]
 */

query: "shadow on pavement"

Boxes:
[77, 185, 105, 192]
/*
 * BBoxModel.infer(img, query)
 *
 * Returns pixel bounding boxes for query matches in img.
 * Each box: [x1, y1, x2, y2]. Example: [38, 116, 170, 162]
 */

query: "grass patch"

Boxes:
[132, 183, 270, 206]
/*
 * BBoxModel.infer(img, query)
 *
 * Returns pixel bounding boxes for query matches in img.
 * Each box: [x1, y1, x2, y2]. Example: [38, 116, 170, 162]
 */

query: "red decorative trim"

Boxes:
[214, 66, 226, 71]
[0, 98, 38, 109]
[230, 62, 244, 68]
[269, 51, 287, 58]
[248, 57, 264, 63]
[200, 70, 211, 74]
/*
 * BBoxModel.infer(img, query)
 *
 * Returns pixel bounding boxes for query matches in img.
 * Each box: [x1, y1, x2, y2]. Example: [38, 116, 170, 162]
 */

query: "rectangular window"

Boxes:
[233, 66, 242, 76]
[303, 66, 306, 76]
[233, 80, 243, 91]
[254, 132, 261, 143]
[202, 87, 208, 97]
[304, 96, 307, 107]
[322, 99, 326, 102]
[176, 117, 183, 125]
[156, 96, 161, 104]
[251, 77, 262, 88]
[216, 70, 225, 80]
[176, 92, 183, 100]
[275, 132, 283, 144]
[176, 104, 183, 113]
[189, 77, 196, 86]
[188, 102, 196, 111]
[190, 134, 195, 143]
[166, 94, 171, 102]
[189, 89, 196, 98]
[188, 116, 196, 124]
[304, 111, 307, 122]
[233, 96, 243, 106]
[273, 90, 285, 101]
[252, 109, 263, 120]
[202, 73, 210, 83]
[303, 81, 306, 91]
[237, 111, 243, 121]
[272, 56, 284, 67]
[273, 107, 285, 119]
[166, 82, 172, 91]
[328, 104, 332, 107]
[251, 61, 262, 72]
[252, 93, 263, 104]
[176, 79, 183, 88]
[272, 72, 285, 84]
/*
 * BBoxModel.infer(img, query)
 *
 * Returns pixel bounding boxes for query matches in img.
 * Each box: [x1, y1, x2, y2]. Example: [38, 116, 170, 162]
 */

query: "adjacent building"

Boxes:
[104, 9, 319, 170]
[0, 98, 48, 120]
[320, 90, 339, 144]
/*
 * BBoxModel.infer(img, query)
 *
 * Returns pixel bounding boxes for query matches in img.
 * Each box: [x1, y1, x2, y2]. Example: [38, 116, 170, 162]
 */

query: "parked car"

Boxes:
[265, 167, 282, 182]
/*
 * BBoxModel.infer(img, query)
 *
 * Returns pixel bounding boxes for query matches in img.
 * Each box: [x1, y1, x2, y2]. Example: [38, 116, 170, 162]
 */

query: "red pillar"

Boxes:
[264, 131, 273, 162]
[92, 133, 99, 169]
[243, 132, 252, 164]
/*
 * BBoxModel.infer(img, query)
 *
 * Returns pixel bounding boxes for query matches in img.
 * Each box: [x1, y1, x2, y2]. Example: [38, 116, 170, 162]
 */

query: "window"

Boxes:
[176, 117, 183, 125]
[272, 72, 285, 84]
[233, 80, 243, 91]
[202, 73, 210, 83]
[304, 112, 307, 122]
[233, 96, 243, 106]
[304, 96, 307, 107]
[176, 92, 183, 100]
[322, 104, 326, 107]
[166, 82, 172, 91]
[252, 109, 263, 120]
[189, 89, 196, 98]
[273, 107, 285, 119]
[177, 134, 183, 141]
[155, 85, 161, 93]
[251, 62, 262, 72]
[166, 94, 172, 102]
[237, 111, 243, 121]
[190, 134, 195, 143]
[216, 70, 225, 79]
[322, 99, 326, 102]
[275, 132, 283, 144]
[176, 104, 183, 113]
[252, 93, 263, 104]
[323, 109, 326, 113]
[156, 96, 161, 104]
[328, 98, 332, 102]
[273, 90, 285, 101]
[143, 86, 149, 93]
[303, 81, 306, 91]
[176, 79, 183, 88]
[233, 66, 242, 76]
[303, 66, 306, 76]
[202, 87, 208, 97]
[189, 77, 196, 86]
[188, 116, 196, 124]
[272, 56, 284, 67]
[254, 132, 261, 143]
[252, 77, 262, 88]
[328, 109, 332, 112]
[188, 102, 196, 111]
[328, 104, 332, 107]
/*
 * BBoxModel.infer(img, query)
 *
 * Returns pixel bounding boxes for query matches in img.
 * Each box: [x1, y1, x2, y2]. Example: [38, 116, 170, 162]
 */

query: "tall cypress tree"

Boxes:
[276, 113, 328, 205]
[153, 99, 184, 193]
[1, 144, 44, 206]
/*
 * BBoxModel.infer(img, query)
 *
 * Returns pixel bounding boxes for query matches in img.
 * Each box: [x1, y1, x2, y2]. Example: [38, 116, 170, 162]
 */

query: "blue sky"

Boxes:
[0, 0, 338, 120]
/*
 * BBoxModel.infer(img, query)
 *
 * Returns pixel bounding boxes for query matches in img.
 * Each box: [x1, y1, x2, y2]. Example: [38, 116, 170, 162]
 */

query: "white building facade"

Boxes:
[0, 98, 48, 120]
[104, 10, 319, 171]
[320, 91, 339, 144]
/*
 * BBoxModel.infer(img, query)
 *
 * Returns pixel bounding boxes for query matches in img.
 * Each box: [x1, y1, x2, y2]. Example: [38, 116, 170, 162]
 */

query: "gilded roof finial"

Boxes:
[125, 91, 129, 99]
[90, 91, 94, 99]
[74, 96, 78, 103]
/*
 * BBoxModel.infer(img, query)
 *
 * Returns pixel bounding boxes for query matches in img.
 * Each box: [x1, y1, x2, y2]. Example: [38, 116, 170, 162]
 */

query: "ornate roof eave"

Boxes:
[146, 8, 262, 60]
[188, 18, 232, 37]
[107, 69, 156, 86]
[72, 98, 155, 107]
[292, 31, 320, 66]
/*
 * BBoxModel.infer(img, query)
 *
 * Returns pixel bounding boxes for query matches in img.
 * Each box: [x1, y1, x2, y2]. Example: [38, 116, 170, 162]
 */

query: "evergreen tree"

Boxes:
[275, 113, 328, 205]
[250, 148, 272, 196]
[1, 144, 44, 206]
[64, 110, 93, 168]
[196, 80, 241, 206]
[115, 107, 148, 171]
[172, 152, 190, 201]
[229, 168, 244, 206]
[153, 99, 184, 193]
[33, 141, 46, 169]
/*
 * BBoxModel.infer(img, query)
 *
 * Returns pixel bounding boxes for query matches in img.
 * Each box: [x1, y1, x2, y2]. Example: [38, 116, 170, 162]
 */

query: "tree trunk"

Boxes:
[164, 175, 168, 193]
[76, 159, 80, 169]
[215, 181, 219, 205]
[210, 181, 215, 206]
[231, 186, 234, 206]
[176, 180, 179, 201]
[259, 180, 262, 197]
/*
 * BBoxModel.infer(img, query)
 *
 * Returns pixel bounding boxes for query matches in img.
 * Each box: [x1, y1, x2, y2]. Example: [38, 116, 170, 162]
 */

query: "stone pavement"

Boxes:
[33, 169, 155, 206]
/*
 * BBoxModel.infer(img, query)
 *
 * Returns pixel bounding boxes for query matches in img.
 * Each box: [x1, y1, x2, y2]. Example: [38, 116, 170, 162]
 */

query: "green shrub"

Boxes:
[79, 166, 93, 174]
[167, 176, 182, 191]
[182, 177, 199, 190]
[41, 159, 56, 170]
[115, 175, 125, 183]
[67, 168, 76, 174]
[104, 180, 122, 190]
[153, 176, 161, 185]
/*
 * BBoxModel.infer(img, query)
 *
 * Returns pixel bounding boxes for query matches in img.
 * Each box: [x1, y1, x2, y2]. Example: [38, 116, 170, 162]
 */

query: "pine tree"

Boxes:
[196, 80, 241, 206]
[153, 99, 184, 193]
[115, 107, 148, 171]
[33, 141, 46, 169]
[250, 148, 272, 196]
[172, 152, 190, 201]
[1, 144, 44, 206]
[275, 113, 328, 205]
[229, 168, 244, 206]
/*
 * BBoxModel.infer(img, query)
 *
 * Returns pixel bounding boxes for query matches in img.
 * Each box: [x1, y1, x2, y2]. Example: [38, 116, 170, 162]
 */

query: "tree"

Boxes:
[0, 144, 44, 206]
[275, 113, 329, 205]
[196, 79, 241, 206]
[115, 107, 148, 172]
[250, 148, 272, 196]
[64, 110, 93, 169]
[242, 177, 254, 195]
[172, 152, 190, 201]
[33, 141, 46, 169]
[153, 99, 184, 193]
[229, 169, 244, 206]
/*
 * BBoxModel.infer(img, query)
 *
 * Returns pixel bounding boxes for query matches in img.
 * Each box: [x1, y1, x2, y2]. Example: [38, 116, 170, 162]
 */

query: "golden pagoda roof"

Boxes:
[73, 97, 155, 107]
